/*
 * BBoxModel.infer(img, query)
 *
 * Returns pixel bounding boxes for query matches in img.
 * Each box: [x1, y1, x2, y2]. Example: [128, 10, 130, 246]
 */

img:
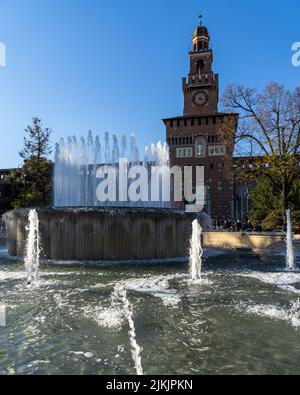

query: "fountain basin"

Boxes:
[4, 207, 196, 262]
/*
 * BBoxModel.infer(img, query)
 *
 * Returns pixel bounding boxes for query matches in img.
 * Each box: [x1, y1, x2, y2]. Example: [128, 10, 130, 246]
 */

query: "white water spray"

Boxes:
[113, 284, 144, 375]
[286, 209, 295, 271]
[189, 219, 203, 282]
[53, 131, 170, 208]
[25, 209, 40, 285]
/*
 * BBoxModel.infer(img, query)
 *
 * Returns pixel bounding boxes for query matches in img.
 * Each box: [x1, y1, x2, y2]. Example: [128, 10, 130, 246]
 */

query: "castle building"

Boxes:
[163, 18, 239, 220]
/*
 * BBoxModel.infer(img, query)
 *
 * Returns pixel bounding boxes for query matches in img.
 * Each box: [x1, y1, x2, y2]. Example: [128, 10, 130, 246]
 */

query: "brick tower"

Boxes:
[163, 17, 238, 221]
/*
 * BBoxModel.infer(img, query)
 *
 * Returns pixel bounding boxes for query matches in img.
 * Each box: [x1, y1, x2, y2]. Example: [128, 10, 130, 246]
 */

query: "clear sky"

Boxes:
[0, 0, 299, 168]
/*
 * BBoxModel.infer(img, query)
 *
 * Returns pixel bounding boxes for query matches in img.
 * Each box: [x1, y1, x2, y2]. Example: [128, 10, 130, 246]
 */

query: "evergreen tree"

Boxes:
[20, 117, 52, 161]
[13, 118, 53, 208]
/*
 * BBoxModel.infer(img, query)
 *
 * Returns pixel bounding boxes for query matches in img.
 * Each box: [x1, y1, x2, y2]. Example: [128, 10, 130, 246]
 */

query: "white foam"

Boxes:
[81, 299, 125, 330]
[93, 308, 124, 329]
[121, 275, 182, 306]
[0, 271, 26, 281]
[238, 299, 300, 328]
[239, 271, 300, 295]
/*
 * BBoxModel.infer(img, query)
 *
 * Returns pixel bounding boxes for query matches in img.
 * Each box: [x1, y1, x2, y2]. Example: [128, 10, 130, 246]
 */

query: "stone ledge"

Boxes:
[204, 232, 299, 251]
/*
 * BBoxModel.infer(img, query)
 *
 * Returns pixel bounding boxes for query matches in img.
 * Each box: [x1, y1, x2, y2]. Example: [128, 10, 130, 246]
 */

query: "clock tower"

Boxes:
[183, 20, 219, 115]
[163, 17, 239, 221]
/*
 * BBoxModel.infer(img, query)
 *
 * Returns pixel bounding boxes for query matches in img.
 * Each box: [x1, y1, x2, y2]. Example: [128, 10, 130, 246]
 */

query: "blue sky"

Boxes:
[0, 0, 299, 168]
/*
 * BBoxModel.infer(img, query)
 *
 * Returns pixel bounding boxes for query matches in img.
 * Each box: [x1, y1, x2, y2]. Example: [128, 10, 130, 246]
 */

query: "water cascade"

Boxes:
[286, 209, 295, 271]
[189, 219, 203, 282]
[24, 209, 40, 285]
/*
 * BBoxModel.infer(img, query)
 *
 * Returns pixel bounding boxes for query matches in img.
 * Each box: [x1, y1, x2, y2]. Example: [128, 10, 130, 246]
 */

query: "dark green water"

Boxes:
[0, 251, 300, 375]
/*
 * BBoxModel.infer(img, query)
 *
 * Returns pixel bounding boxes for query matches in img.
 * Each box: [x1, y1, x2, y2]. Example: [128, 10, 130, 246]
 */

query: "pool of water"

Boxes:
[1, 251, 300, 375]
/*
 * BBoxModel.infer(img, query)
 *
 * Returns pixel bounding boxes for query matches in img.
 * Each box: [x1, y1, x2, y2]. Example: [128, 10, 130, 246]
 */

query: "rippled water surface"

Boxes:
[1, 251, 300, 375]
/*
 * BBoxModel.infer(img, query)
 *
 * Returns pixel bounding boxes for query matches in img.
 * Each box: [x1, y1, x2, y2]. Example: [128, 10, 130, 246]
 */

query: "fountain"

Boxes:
[24, 209, 40, 285]
[4, 131, 197, 262]
[113, 284, 144, 375]
[189, 219, 203, 282]
[286, 209, 295, 271]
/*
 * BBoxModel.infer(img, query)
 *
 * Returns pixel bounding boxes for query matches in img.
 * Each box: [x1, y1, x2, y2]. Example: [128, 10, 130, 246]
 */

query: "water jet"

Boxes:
[286, 209, 295, 271]
[24, 209, 40, 285]
[189, 219, 203, 282]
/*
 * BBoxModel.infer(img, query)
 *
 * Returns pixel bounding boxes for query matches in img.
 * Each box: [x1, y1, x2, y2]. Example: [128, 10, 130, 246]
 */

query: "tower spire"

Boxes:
[192, 16, 210, 53]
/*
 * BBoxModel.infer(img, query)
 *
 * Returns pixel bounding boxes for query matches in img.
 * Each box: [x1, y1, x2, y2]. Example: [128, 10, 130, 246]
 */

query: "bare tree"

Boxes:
[222, 82, 300, 219]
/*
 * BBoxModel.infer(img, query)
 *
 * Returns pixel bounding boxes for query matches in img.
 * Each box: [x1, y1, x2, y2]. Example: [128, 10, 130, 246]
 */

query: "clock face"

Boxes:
[193, 91, 208, 107]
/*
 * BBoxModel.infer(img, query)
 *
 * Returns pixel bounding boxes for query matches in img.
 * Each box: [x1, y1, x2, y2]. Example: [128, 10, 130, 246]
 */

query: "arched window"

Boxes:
[197, 60, 205, 74]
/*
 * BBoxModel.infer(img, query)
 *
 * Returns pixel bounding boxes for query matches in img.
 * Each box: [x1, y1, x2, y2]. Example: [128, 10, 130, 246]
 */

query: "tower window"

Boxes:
[170, 120, 173, 128]
[177, 119, 180, 127]
[197, 60, 205, 73]
[191, 118, 194, 126]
